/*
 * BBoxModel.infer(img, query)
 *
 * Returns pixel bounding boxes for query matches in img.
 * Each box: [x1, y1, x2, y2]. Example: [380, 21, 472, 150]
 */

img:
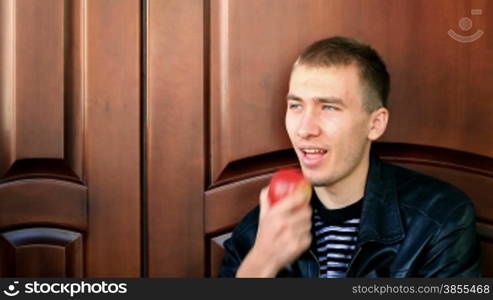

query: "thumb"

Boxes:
[259, 186, 270, 220]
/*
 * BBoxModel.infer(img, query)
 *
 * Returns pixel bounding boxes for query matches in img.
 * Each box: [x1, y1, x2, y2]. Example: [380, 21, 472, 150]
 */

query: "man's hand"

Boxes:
[236, 186, 312, 277]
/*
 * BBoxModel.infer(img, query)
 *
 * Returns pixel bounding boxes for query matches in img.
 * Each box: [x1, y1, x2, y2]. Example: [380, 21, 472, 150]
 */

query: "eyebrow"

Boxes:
[286, 94, 346, 107]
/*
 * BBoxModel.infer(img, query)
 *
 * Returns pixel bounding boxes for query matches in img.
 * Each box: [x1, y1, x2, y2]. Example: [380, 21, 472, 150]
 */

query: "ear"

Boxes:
[368, 107, 389, 141]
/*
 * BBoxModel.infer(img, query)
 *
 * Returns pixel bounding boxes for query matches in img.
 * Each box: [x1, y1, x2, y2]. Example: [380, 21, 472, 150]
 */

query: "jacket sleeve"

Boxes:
[418, 201, 482, 277]
[218, 232, 247, 277]
[218, 207, 260, 277]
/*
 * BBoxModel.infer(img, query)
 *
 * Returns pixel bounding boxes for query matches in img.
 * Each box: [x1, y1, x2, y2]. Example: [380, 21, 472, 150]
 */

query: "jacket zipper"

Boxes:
[309, 244, 364, 278]
[346, 243, 364, 277]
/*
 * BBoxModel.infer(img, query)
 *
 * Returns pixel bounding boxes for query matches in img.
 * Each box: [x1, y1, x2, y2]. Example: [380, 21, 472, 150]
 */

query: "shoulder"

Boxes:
[385, 161, 474, 226]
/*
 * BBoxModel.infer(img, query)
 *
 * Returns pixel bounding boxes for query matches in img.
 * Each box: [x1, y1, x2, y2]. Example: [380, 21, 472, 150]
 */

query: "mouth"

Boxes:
[298, 146, 328, 167]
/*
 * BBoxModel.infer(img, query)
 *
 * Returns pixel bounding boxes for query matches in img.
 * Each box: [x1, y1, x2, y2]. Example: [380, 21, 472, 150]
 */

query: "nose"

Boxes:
[297, 109, 320, 139]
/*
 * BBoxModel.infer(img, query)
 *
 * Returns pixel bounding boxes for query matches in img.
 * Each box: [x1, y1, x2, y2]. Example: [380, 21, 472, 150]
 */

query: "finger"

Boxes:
[295, 219, 313, 236]
[289, 189, 312, 209]
[272, 191, 311, 217]
[288, 206, 313, 231]
[299, 234, 313, 250]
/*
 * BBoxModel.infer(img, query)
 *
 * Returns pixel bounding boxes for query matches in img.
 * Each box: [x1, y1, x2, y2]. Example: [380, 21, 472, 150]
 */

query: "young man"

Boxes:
[219, 36, 481, 278]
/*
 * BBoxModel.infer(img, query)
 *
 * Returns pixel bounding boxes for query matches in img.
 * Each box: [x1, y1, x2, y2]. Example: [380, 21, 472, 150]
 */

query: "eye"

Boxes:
[288, 103, 302, 110]
[322, 105, 339, 111]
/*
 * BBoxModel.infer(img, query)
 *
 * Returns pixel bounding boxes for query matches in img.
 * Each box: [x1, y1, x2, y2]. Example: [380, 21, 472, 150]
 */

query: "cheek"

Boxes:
[351, 117, 371, 140]
[321, 117, 367, 149]
[319, 118, 340, 138]
[285, 114, 298, 137]
[336, 114, 368, 134]
[339, 120, 371, 153]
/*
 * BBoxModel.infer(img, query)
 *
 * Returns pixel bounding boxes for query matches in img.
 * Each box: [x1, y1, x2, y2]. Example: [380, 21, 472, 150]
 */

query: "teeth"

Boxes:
[303, 148, 325, 154]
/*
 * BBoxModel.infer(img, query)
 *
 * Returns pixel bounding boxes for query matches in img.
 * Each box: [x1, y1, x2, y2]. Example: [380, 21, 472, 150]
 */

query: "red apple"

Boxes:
[268, 168, 312, 206]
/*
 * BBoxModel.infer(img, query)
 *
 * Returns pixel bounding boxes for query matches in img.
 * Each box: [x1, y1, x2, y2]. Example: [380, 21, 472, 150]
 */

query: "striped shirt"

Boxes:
[311, 196, 363, 278]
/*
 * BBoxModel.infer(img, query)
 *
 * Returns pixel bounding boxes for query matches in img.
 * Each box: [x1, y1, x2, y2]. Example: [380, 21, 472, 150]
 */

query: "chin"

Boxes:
[310, 178, 334, 187]
[301, 169, 332, 187]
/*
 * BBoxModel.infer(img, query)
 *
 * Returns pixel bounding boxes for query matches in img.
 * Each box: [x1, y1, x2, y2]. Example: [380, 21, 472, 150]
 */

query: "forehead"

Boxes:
[288, 64, 363, 103]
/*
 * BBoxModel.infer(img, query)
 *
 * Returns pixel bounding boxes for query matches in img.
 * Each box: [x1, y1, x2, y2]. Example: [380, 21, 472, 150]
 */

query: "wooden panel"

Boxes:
[65, 0, 86, 179]
[0, 0, 15, 175]
[16, 246, 66, 277]
[1, 159, 81, 183]
[0, 179, 87, 230]
[212, 149, 298, 187]
[209, 0, 493, 184]
[378, 0, 493, 157]
[147, 0, 204, 277]
[0, 0, 90, 277]
[0, 0, 69, 176]
[84, 0, 140, 277]
[210, 0, 294, 183]
[1, 0, 140, 277]
[0, 0, 85, 180]
[209, 232, 231, 277]
[0, 228, 83, 277]
[14, 0, 64, 161]
[205, 174, 270, 234]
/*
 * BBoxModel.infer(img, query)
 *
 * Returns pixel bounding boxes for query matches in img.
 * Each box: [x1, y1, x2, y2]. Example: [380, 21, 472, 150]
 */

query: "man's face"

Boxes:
[285, 64, 374, 186]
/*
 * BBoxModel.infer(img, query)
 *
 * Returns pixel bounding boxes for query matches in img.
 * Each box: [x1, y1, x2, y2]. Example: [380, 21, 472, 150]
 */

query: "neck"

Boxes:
[314, 151, 370, 209]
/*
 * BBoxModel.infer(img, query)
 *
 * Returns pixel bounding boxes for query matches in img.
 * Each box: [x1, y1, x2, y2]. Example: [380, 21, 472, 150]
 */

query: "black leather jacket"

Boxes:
[219, 154, 481, 277]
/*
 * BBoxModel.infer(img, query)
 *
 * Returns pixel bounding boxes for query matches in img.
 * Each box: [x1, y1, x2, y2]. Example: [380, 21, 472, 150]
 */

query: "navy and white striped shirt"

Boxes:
[311, 195, 363, 278]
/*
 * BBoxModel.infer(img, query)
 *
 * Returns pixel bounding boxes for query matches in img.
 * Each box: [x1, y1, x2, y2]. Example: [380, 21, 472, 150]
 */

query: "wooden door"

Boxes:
[0, 0, 140, 277]
[3, 0, 491, 278]
[148, 0, 493, 277]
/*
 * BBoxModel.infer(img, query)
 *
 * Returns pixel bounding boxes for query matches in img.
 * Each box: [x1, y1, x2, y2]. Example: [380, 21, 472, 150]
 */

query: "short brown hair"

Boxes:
[295, 36, 390, 112]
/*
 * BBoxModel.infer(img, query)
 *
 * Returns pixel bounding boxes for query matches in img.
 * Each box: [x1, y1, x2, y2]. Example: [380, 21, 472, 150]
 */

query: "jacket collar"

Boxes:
[357, 151, 405, 245]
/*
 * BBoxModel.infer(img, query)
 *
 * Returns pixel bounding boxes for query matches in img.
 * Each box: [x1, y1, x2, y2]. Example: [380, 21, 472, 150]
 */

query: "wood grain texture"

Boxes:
[147, 0, 205, 277]
[64, 0, 85, 179]
[84, 0, 140, 277]
[0, 0, 85, 180]
[205, 174, 270, 234]
[0, 228, 83, 277]
[213, 149, 298, 187]
[0, 0, 15, 176]
[0, 0, 90, 277]
[0, 179, 87, 230]
[0, 0, 65, 176]
[14, 0, 64, 161]
[1, 0, 139, 277]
